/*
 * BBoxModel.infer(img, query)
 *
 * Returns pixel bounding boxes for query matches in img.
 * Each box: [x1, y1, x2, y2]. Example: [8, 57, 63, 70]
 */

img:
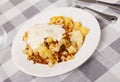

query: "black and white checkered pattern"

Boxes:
[0, 0, 120, 82]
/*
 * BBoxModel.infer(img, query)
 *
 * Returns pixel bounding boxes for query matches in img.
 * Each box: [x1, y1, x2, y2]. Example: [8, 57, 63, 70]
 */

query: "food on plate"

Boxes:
[23, 16, 89, 67]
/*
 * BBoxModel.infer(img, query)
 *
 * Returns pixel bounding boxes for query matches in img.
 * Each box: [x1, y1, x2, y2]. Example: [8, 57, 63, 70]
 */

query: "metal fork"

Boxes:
[72, 1, 118, 22]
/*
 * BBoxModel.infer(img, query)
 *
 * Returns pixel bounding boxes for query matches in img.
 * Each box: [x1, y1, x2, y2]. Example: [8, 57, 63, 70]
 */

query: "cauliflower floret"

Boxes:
[67, 46, 77, 54]
[70, 30, 83, 47]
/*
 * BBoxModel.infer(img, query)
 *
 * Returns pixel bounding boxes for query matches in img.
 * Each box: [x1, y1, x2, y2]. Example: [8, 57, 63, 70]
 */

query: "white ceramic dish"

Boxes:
[12, 7, 101, 77]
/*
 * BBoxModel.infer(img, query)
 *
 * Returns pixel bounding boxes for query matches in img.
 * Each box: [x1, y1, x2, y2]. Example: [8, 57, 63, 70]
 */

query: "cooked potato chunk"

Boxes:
[80, 27, 89, 36]
[44, 36, 54, 43]
[38, 43, 52, 59]
[23, 32, 28, 42]
[67, 46, 77, 54]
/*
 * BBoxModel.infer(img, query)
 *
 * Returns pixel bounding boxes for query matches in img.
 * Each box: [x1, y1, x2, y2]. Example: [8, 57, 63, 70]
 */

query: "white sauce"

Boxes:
[27, 24, 65, 49]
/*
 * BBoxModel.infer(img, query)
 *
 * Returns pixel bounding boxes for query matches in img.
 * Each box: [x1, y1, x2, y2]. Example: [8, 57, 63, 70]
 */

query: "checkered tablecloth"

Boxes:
[0, 0, 120, 82]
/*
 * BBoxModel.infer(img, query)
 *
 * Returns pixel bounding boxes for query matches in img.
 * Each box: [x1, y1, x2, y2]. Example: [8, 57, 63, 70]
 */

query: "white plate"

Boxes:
[12, 7, 101, 77]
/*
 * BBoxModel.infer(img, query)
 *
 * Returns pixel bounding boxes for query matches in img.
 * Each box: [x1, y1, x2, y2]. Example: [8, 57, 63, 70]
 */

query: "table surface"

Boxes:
[0, 0, 120, 82]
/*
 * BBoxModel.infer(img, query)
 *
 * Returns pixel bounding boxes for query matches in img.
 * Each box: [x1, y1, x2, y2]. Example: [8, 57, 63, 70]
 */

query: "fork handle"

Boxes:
[97, 1, 120, 10]
[84, 7, 118, 22]
[74, 4, 118, 22]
